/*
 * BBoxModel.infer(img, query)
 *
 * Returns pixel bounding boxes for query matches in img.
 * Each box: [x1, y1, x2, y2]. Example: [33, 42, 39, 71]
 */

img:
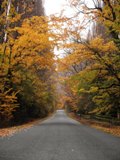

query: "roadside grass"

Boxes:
[68, 112, 120, 137]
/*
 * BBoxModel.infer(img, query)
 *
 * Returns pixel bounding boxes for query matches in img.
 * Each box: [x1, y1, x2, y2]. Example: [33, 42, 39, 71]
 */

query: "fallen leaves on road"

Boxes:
[0, 122, 34, 137]
[0, 113, 54, 138]
[0, 114, 53, 137]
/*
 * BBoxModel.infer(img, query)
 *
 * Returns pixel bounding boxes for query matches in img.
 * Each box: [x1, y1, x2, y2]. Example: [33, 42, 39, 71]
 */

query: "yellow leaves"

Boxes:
[32, 54, 53, 70]
[64, 95, 78, 112]
[87, 37, 119, 71]
[90, 37, 118, 53]
[0, 88, 19, 121]
[58, 43, 93, 72]
[79, 88, 86, 93]
[19, 16, 48, 35]
[93, 92, 109, 103]
[52, 2, 120, 115]
[11, 16, 55, 70]
[15, 17, 50, 49]
[10, 14, 22, 23]
[79, 87, 98, 94]
[90, 38, 104, 50]
[103, 5, 113, 20]
[103, 41, 118, 52]
[89, 87, 98, 93]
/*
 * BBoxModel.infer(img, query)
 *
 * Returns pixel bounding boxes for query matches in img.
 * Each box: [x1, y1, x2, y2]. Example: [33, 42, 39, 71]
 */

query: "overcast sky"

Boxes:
[44, 0, 74, 16]
[44, 0, 96, 16]
[44, 0, 66, 15]
[44, 0, 95, 57]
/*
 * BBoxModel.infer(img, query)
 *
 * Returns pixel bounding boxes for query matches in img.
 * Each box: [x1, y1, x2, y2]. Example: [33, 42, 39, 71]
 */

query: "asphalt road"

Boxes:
[0, 110, 120, 160]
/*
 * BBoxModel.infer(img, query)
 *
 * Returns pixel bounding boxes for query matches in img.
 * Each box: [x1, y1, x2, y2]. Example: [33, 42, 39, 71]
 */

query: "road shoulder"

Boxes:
[67, 112, 120, 137]
[0, 113, 54, 138]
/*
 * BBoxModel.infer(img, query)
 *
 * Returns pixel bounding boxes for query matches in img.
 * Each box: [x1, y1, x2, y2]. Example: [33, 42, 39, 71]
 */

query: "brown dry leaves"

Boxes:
[69, 112, 120, 137]
[0, 123, 33, 137]
[0, 113, 53, 137]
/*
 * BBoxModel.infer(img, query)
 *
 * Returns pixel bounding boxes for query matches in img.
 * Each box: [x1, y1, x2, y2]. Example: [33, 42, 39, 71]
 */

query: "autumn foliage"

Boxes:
[0, 0, 55, 126]
[0, 0, 120, 127]
[56, 0, 120, 119]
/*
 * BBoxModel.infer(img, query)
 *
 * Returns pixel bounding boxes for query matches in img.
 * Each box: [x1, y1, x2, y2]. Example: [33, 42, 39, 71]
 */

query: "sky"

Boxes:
[43, 0, 95, 57]
[44, 0, 74, 57]
[44, 0, 67, 15]
[44, 0, 95, 16]
[44, 0, 74, 16]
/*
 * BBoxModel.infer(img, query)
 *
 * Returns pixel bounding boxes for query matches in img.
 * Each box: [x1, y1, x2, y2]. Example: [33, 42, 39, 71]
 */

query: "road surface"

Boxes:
[0, 110, 120, 160]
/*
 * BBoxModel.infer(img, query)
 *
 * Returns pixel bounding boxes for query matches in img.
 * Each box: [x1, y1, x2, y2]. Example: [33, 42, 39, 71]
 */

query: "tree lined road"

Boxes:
[0, 110, 120, 160]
